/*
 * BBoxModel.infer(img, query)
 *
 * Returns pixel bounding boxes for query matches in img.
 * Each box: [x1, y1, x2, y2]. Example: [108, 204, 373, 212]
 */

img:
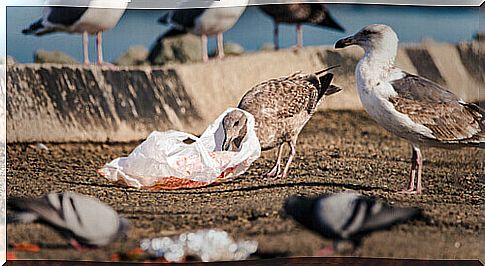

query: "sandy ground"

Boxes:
[6, 110, 484, 262]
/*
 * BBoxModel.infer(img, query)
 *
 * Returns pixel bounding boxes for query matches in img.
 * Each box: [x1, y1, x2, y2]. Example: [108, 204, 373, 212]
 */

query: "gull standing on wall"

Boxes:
[22, 0, 128, 65]
[335, 24, 484, 194]
[155, 0, 249, 62]
[260, 2, 344, 50]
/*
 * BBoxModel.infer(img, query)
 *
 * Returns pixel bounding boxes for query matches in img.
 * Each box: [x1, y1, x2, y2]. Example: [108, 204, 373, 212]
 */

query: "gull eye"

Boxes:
[234, 121, 239, 127]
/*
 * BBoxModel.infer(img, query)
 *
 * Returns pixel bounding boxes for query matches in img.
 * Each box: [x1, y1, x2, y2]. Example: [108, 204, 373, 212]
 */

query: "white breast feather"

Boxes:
[356, 63, 436, 142]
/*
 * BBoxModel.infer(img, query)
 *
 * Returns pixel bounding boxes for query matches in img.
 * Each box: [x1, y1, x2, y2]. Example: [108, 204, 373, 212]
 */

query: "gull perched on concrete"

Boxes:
[22, 0, 128, 65]
[335, 24, 485, 194]
[284, 192, 421, 255]
[156, 0, 249, 62]
[8, 191, 130, 250]
[236, 66, 341, 178]
[260, 3, 344, 50]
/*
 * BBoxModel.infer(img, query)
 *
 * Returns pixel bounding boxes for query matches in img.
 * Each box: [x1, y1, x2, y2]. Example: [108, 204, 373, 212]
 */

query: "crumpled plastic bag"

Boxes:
[98, 108, 261, 189]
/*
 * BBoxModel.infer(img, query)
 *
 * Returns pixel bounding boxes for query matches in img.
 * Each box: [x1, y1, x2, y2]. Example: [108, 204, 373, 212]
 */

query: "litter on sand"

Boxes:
[140, 229, 258, 262]
[98, 108, 261, 189]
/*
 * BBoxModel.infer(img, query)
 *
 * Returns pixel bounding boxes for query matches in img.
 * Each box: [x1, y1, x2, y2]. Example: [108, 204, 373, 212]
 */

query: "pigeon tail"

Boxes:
[7, 212, 39, 224]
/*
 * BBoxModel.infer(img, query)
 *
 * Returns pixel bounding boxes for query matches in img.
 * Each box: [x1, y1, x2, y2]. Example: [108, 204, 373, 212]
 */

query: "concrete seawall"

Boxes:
[6, 41, 484, 143]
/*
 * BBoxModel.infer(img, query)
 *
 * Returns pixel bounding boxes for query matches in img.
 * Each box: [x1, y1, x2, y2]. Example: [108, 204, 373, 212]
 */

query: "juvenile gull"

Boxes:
[284, 192, 421, 255]
[8, 191, 130, 250]
[335, 24, 485, 194]
[230, 66, 341, 178]
[155, 0, 248, 62]
[22, 0, 128, 65]
[222, 109, 248, 151]
[260, 3, 344, 50]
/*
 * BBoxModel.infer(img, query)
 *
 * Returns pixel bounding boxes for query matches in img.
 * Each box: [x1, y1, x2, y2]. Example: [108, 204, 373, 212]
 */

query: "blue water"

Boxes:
[6, 4, 481, 63]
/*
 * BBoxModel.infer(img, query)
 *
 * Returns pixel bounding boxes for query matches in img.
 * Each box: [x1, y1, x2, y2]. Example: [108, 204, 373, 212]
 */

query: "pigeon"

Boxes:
[237, 66, 341, 178]
[283, 192, 422, 254]
[335, 24, 485, 194]
[260, 3, 344, 50]
[8, 191, 130, 250]
[22, 0, 128, 65]
[151, 0, 248, 63]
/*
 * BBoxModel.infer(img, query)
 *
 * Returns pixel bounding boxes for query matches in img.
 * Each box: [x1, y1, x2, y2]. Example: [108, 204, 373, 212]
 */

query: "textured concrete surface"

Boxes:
[6, 41, 484, 143]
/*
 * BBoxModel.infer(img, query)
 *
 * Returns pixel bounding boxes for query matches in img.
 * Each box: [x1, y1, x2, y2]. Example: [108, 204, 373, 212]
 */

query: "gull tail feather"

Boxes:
[22, 19, 53, 36]
[317, 73, 341, 100]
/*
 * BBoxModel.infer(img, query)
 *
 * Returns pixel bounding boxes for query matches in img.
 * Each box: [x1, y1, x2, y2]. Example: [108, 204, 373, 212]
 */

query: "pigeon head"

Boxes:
[283, 195, 315, 226]
[335, 24, 398, 54]
[222, 110, 248, 151]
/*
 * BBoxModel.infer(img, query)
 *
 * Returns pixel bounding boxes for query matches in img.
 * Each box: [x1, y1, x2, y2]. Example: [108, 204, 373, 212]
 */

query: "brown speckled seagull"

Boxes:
[335, 24, 485, 194]
[236, 66, 341, 178]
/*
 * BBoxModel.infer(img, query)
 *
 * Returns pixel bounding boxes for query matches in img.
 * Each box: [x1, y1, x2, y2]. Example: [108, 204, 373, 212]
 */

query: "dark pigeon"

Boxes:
[8, 191, 130, 250]
[283, 192, 421, 253]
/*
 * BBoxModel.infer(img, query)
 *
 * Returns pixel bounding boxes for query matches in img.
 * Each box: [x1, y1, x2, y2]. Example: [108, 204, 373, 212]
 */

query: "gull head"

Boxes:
[335, 24, 398, 54]
[222, 109, 248, 151]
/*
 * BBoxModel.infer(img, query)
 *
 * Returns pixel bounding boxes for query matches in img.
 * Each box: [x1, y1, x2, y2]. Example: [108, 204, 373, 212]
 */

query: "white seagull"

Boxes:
[23, 0, 128, 65]
[335, 24, 484, 194]
[156, 0, 249, 62]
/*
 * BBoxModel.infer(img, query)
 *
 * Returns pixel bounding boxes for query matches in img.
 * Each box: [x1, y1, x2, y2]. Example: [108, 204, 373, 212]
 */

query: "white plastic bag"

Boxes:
[98, 108, 261, 189]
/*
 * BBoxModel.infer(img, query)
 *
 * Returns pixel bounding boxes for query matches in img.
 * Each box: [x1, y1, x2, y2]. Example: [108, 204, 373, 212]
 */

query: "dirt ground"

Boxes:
[6, 110, 484, 262]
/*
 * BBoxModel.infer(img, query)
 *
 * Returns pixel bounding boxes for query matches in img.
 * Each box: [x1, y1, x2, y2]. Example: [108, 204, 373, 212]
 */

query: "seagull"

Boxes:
[222, 109, 248, 151]
[155, 0, 249, 62]
[335, 24, 485, 194]
[235, 66, 341, 178]
[259, 3, 344, 50]
[22, 0, 128, 65]
[283, 192, 422, 255]
[8, 191, 130, 250]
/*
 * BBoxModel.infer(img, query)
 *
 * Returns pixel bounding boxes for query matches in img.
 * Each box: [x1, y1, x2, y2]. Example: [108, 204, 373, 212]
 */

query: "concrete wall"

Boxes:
[6, 41, 484, 143]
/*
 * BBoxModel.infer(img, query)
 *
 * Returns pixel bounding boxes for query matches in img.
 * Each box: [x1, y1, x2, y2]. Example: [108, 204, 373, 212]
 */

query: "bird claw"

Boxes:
[264, 164, 281, 179]
[398, 188, 421, 194]
[264, 172, 280, 179]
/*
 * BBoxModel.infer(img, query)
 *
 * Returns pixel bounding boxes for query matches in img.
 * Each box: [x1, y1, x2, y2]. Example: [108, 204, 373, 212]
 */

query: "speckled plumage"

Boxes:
[238, 69, 340, 177]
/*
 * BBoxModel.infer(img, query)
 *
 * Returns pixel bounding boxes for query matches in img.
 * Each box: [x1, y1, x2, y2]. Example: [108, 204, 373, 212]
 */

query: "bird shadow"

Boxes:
[150, 180, 394, 195]
[59, 176, 394, 195]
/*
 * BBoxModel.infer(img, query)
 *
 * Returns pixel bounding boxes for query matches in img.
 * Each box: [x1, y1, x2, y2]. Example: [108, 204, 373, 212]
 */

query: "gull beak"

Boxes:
[222, 136, 232, 151]
[335, 36, 356, 49]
